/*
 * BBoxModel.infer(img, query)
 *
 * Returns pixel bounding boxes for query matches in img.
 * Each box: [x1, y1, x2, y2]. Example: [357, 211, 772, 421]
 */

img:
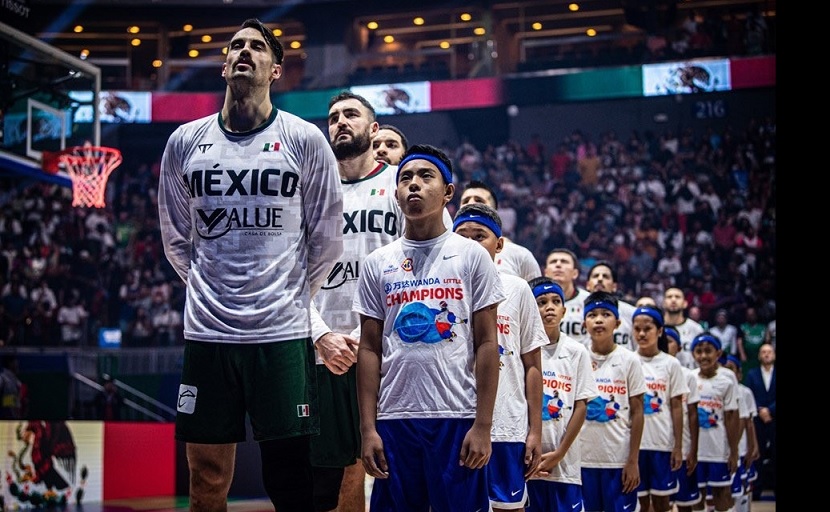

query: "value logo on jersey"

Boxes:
[322, 260, 359, 290]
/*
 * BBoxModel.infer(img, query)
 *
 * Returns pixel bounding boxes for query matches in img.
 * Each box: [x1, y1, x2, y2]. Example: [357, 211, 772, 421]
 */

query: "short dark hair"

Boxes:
[528, 276, 555, 290]
[454, 202, 502, 230]
[328, 91, 376, 121]
[238, 18, 284, 64]
[377, 124, 409, 152]
[463, 179, 499, 209]
[401, 143, 453, 183]
[588, 260, 617, 282]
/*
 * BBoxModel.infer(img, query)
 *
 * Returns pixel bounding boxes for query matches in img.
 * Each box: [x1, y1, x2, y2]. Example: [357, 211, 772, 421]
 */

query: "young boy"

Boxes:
[579, 290, 646, 512]
[353, 144, 505, 512]
[690, 333, 740, 512]
[526, 277, 598, 512]
[666, 327, 702, 512]
[453, 202, 547, 511]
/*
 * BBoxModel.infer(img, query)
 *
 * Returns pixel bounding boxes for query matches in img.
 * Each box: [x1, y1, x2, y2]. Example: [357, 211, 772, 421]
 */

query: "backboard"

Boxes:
[1, 20, 101, 187]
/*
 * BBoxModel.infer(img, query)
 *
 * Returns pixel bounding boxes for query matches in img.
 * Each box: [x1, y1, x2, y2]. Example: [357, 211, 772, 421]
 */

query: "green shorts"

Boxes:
[176, 338, 319, 444]
[309, 364, 360, 468]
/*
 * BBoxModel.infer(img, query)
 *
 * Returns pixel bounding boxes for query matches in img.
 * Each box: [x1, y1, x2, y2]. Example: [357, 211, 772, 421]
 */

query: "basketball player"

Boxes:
[372, 124, 408, 165]
[662, 287, 705, 369]
[585, 260, 637, 350]
[453, 202, 547, 511]
[158, 18, 343, 512]
[460, 180, 542, 281]
[543, 248, 591, 348]
[308, 91, 402, 512]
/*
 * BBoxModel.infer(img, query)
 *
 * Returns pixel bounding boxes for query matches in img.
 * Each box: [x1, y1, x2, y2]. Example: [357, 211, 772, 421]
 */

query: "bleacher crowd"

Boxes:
[0, 115, 775, 350]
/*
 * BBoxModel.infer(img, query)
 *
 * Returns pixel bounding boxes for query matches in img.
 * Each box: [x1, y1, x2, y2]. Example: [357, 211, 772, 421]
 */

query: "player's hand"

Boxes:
[523, 432, 542, 479]
[459, 422, 492, 469]
[361, 430, 389, 479]
[315, 332, 358, 375]
[529, 449, 563, 479]
[621, 459, 640, 494]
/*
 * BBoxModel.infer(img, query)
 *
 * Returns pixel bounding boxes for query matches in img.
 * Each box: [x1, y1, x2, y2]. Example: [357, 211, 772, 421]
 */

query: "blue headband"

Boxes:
[690, 333, 722, 352]
[632, 306, 663, 327]
[452, 212, 502, 238]
[532, 282, 564, 302]
[726, 354, 741, 367]
[584, 300, 619, 319]
[397, 153, 453, 184]
[665, 327, 680, 344]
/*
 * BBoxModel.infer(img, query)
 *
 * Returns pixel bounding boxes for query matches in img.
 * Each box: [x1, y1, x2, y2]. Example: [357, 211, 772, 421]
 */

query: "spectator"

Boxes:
[0, 355, 26, 419]
[737, 306, 766, 375]
[744, 343, 775, 501]
[93, 374, 124, 420]
[56, 290, 89, 346]
[709, 308, 741, 357]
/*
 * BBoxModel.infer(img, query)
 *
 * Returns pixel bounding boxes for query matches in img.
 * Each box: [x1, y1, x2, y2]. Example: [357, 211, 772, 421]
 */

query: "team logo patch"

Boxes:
[177, 384, 197, 414]
[401, 257, 413, 272]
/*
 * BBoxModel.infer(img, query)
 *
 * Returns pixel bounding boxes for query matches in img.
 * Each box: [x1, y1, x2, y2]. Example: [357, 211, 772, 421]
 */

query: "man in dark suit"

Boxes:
[744, 342, 775, 500]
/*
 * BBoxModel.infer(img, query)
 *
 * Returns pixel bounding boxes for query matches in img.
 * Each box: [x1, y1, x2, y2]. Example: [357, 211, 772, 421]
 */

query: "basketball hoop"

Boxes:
[58, 145, 123, 208]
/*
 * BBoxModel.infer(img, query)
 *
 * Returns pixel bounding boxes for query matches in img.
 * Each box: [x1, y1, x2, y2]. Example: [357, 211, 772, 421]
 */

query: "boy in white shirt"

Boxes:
[453, 202, 547, 511]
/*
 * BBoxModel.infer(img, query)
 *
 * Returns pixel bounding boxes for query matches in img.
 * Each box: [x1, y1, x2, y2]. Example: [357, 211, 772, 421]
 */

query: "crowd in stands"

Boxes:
[0, 115, 775, 350]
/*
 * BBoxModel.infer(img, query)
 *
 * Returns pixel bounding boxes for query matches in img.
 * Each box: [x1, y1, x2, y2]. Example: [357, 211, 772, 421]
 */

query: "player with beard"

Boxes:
[585, 261, 636, 351]
[372, 124, 408, 165]
[662, 287, 704, 370]
[307, 91, 401, 512]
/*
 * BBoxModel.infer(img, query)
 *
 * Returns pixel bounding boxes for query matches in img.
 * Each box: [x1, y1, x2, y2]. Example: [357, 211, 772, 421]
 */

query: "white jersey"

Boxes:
[710, 324, 739, 356]
[671, 318, 705, 369]
[580, 346, 646, 468]
[559, 287, 591, 347]
[496, 240, 541, 281]
[533, 335, 598, 485]
[680, 365, 701, 458]
[738, 383, 757, 456]
[309, 163, 401, 362]
[614, 299, 637, 351]
[638, 351, 688, 452]
[492, 272, 549, 443]
[694, 367, 739, 463]
[353, 230, 505, 419]
[158, 108, 343, 343]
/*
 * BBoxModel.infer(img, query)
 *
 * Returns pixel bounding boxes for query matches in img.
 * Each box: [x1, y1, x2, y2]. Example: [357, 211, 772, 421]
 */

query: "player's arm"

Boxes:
[686, 401, 699, 474]
[669, 394, 684, 472]
[356, 313, 388, 479]
[157, 129, 193, 282]
[301, 130, 344, 297]
[521, 347, 543, 478]
[622, 392, 644, 494]
[724, 408, 740, 475]
[461, 303, 500, 470]
[533, 398, 588, 477]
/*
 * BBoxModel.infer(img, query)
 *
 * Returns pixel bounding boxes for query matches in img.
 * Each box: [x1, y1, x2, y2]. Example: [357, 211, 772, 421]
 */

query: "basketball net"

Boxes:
[60, 144, 123, 208]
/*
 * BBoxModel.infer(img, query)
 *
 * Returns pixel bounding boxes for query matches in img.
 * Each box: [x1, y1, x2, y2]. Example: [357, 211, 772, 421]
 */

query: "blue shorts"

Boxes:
[670, 461, 701, 507]
[746, 461, 758, 483]
[696, 461, 733, 488]
[636, 450, 678, 497]
[487, 441, 528, 509]
[370, 418, 489, 512]
[527, 480, 583, 512]
[729, 456, 748, 497]
[581, 467, 639, 512]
